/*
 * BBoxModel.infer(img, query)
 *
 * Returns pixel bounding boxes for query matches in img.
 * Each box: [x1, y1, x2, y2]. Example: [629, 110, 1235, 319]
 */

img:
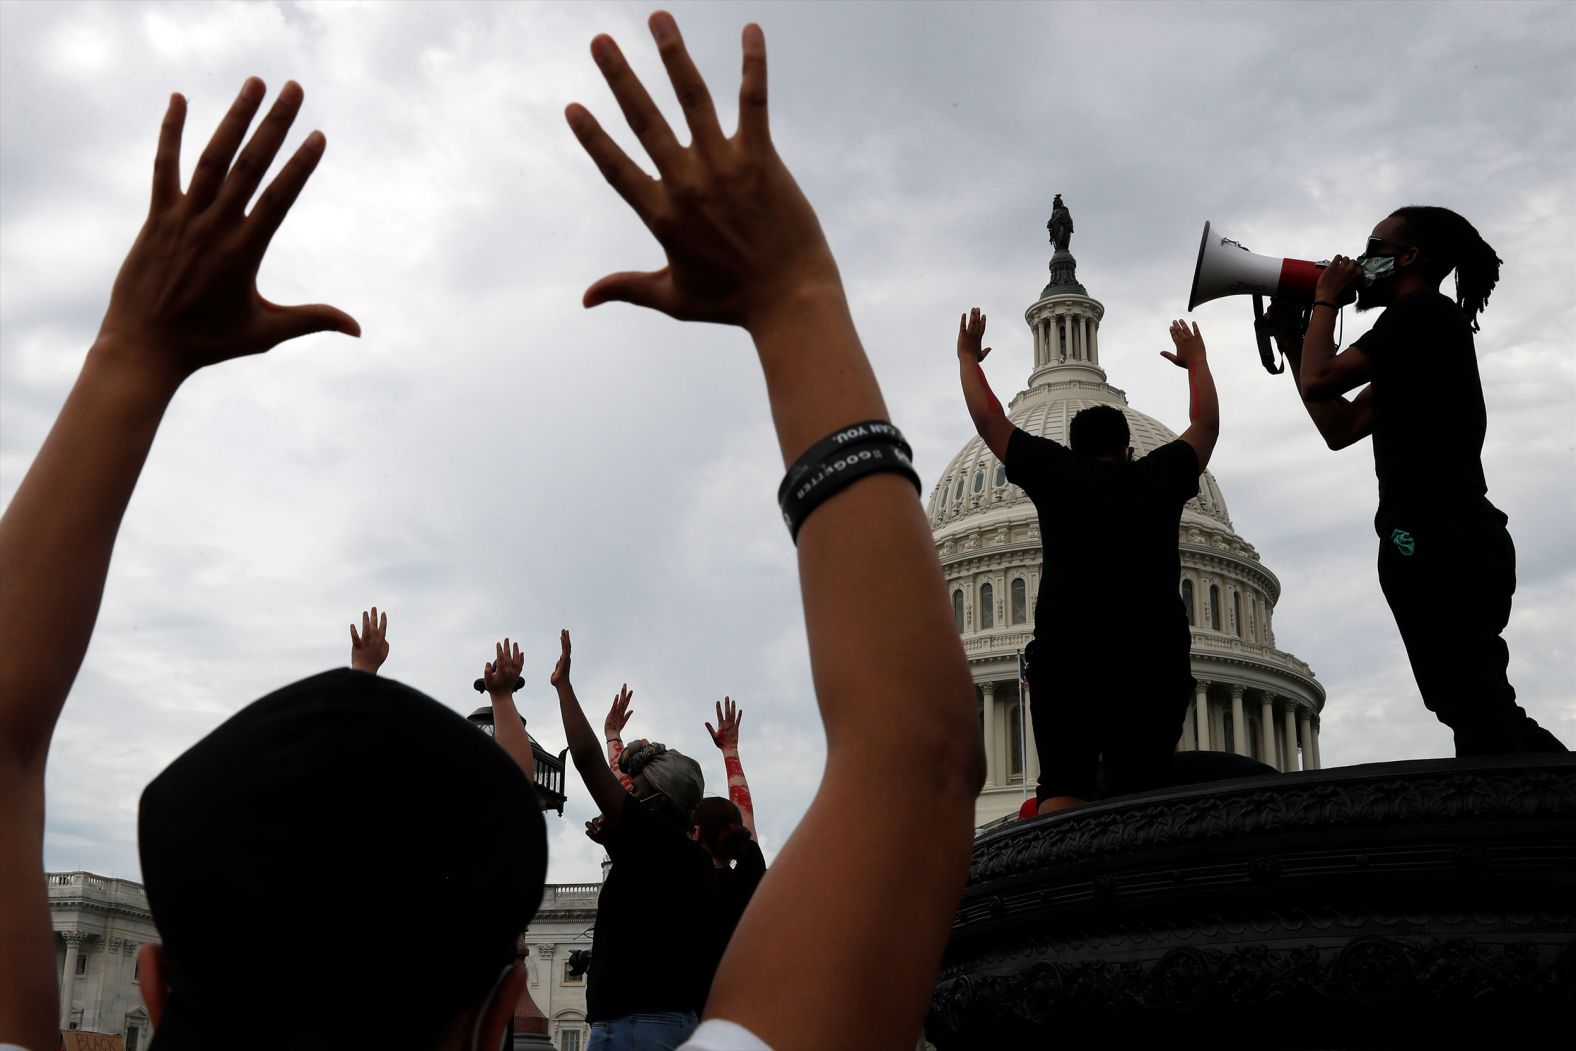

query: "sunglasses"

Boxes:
[1363, 235, 1414, 258]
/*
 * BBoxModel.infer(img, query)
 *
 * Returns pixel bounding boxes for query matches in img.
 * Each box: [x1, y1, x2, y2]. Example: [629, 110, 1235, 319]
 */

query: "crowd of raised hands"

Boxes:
[0, 11, 980, 1051]
[344, 607, 753, 845]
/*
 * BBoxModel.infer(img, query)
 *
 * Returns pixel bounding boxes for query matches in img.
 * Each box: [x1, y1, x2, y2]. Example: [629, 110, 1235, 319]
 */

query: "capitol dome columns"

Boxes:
[1230, 685, 1249, 756]
[1260, 694, 1278, 768]
[1193, 681, 1212, 751]
[981, 682, 997, 788]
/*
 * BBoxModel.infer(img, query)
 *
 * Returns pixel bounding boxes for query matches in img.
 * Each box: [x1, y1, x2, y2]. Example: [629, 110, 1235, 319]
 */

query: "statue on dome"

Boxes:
[1048, 194, 1074, 252]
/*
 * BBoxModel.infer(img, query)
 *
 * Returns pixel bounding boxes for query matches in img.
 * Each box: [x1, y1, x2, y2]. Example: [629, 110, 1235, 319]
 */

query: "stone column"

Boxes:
[1309, 717, 1322, 769]
[1230, 685, 1248, 755]
[1180, 700, 1196, 751]
[1259, 693, 1278, 770]
[1080, 316, 1090, 362]
[1283, 704, 1301, 772]
[981, 682, 997, 788]
[59, 930, 84, 1026]
[1023, 690, 1040, 784]
[1193, 681, 1211, 751]
[1090, 321, 1098, 362]
[1300, 712, 1319, 770]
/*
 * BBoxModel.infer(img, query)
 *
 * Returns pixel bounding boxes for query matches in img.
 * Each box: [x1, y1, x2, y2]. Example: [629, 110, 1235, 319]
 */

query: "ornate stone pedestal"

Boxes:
[928, 756, 1576, 1046]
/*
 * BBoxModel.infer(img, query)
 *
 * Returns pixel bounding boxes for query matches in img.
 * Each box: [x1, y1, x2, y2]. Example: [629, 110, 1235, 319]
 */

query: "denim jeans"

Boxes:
[586, 1011, 700, 1051]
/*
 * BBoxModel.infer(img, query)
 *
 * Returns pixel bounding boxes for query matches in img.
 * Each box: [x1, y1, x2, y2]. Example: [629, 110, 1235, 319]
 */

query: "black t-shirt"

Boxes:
[1004, 429, 1199, 640]
[699, 839, 767, 1009]
[586, 793, 716, 1022]
[1352, 289, 1500, 531]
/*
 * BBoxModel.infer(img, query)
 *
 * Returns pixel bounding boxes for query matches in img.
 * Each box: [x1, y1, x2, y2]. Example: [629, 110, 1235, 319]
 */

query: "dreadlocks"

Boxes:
[1389, 206, 1502, 332]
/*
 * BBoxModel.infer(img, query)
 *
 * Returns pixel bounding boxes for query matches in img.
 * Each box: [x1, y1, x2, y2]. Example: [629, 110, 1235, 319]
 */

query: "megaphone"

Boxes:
[1188, 221, 1328, 374]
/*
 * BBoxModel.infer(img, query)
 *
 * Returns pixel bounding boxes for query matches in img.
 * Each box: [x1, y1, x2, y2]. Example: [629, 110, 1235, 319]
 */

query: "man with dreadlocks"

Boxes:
[1263, 206, 1567, 757]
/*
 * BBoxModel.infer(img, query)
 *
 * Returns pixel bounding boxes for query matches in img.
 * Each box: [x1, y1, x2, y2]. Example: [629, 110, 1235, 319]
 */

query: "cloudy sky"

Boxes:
[3, 0, 1572, 886]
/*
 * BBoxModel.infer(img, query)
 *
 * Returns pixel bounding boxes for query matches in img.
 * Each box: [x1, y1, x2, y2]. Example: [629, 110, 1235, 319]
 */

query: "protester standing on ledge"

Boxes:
[957, 310, 1219, 813]
[1263, 206, 1567, 757]
[550, 630, 714, 1050]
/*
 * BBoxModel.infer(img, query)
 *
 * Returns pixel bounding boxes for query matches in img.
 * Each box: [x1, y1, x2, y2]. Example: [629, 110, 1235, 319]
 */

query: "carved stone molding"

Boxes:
[929, 935, 1572, 1045]
[536, 943, 556, 959]
[59, 930, 86, 946]
[931, 757, 1576, 1044]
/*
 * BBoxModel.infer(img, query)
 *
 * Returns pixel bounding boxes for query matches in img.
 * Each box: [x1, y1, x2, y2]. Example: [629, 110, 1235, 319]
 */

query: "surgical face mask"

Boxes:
[1358, 253, 1397, 285]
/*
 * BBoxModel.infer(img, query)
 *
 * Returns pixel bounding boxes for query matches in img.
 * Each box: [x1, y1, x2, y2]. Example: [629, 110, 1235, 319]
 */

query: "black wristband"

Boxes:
[780, 440, 921, 543]
[1312, 300, 1341, 311]
[777, 420, 912, 507]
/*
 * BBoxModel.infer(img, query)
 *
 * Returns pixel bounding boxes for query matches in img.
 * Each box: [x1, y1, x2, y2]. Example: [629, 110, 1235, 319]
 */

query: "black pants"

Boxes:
[1377, 518, 1566, 756]
[1026, 627, 1193, 802]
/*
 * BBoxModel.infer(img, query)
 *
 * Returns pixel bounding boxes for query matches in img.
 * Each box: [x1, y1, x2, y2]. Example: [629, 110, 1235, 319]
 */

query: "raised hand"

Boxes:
[957, 308, 991, 363]
[1161, 319, 1207, 369]
[349, 607, 389, 675]
[550, 629, 572, 688]
[605, 684, 634, 740]
[584, 815, 610, 845]
[1314, 255, 1364, 308]
[565, 12, 838, 331]
[96, 79, 358, 389]
[484, 638, 525, 696]
[706, 696, 744, 752]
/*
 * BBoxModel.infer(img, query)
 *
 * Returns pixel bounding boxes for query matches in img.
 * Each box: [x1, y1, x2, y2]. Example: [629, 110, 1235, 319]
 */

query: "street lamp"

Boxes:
[467, 680, 570, 815]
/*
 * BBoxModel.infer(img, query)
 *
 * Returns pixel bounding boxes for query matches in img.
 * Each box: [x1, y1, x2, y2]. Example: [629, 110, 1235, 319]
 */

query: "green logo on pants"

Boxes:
[1390, 528, 1415, 557]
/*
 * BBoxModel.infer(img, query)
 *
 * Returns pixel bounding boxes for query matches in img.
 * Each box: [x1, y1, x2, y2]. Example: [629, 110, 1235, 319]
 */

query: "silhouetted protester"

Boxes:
[567, 14, 983, 1050]
[957, 311, 1220, 813]
[1262, 207, 1567, 756]
[692, 797, 766, 1010]
[550, 631, 714, 1049]
[0, 80, 545, 1051]
[694, 700, 766, 1009]
[704, 696, 756, 838]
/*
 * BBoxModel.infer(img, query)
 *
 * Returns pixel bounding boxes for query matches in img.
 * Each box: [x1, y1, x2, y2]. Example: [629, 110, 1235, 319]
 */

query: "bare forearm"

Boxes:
[1297, 307, 1341, 400]
[751, 286, 889, 470]
[1187, 360, 1219, 432]
[606, 737, 633, 791]
[0, 347, 178, 770]
[487, 691, 534, 781]
[748, 291, 974, 751]
[722, 747, 756, 834]
[1280, 334, 1367, 448]
[556, 682, 604, 774]
[958, 356, 1006, 437]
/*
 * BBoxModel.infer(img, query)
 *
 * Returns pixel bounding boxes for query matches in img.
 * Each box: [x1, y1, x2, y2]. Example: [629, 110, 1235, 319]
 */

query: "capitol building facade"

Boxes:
[928, 217, 1326, 827]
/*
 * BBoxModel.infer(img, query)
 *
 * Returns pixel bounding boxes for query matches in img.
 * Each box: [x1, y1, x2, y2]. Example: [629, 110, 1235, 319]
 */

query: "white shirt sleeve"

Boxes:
[678, 1018, 773, 1050]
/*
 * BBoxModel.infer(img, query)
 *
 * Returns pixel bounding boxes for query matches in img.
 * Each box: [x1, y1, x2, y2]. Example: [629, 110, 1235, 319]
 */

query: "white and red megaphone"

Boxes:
[1188, 221, 1328, 374]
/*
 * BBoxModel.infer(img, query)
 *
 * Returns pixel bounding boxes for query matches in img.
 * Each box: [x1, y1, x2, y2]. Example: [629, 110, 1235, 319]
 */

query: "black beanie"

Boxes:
[138, 669, 547, 1050]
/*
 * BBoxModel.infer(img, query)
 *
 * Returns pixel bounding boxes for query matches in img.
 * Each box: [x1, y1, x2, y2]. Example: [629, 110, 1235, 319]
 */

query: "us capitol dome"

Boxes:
[928, 204, 1326, 826]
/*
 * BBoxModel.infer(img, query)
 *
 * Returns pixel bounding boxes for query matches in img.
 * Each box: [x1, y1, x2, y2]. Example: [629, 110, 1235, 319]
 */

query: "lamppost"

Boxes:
[466, 677, 570, 815]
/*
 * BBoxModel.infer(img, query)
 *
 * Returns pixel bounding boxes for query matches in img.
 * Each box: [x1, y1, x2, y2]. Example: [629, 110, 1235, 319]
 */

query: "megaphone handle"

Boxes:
[1251, 294, 1285, 375]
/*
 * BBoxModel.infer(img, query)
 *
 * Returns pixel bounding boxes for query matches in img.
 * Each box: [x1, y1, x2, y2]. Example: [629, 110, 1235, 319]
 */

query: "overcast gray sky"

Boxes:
[3, 0, 1572, 885]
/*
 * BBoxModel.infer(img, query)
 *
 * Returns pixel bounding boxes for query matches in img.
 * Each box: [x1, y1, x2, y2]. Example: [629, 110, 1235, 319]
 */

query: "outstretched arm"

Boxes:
[0, 80, 356, 1051]
[706, 696, 756, 837]
[1260, 299, 1373, 450]
[349, 607, 390, 675]
[551, 631, 629, 817]
[956, 307, 1014, 462]
[569, 15, 981, 1050]
[1160, 320, 1220, 470]
[483, 638, 534, 782]
[603, 684, 635, 791]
